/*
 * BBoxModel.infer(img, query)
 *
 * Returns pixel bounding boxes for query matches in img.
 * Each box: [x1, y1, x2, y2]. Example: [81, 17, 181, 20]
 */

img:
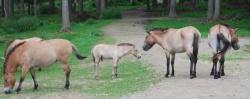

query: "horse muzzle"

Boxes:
[4, 87, 13, 94]
[232, 44, 240, 50]
[142, 45, 151, 51]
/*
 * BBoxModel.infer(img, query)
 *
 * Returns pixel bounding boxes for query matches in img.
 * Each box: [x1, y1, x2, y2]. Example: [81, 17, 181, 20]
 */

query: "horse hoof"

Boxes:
[165, 74, 169, 78]
[210, 72, 214, 76]
[190, 75, 195, 79]
[112, 75, 117, 80]
[95, 76, 100, 80]
[221, 72, 225, 76]
[171, 74, 175, 77]
[64, 86, 70, 90]
[214, 75, 219, 79]
[16, 88, 21, 93]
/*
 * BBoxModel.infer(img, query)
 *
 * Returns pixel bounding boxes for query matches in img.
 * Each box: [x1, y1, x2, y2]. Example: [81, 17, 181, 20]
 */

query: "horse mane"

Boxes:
[117, 43, 135, 47]
[220, 24, 233, 29]
[3, 41, 26, 74]
[4, 40, 16, 57]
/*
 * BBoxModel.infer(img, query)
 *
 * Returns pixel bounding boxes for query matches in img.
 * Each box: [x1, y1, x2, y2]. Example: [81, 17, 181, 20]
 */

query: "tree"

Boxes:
[49, 0, 56, 13]
[19, 0, 24, 15]
[207, 0, 220, 20]
[146, 0, 151, 10]
[169, 0, 177, 18]
[79, 0, 84, 14]
[4, 0, 14, 18]
[207, 0, 214, 19]
[192, 0, 197, 11]
[213, 0, 220, 20]
[1, 0, 4, 17]
[61, 0, 71, 32]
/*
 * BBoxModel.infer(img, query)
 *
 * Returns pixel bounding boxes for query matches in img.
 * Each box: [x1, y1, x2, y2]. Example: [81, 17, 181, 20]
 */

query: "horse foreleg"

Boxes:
[171, 53, 175, 77]
[30, 69, 38, 90]
[112, 59, 118, 79]
[16, 66, 29, 93]
[94, 58, 101, 80]
[62, 63, 71, 89]
[219, 55, 225, 76]
[165, 53, 170, 78]
[213, 54, 219, 79]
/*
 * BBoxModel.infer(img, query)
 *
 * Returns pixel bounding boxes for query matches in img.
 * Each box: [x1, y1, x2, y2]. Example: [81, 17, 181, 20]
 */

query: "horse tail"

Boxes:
[92, 52, 95, 63]
[71, 45, 87, 60]
[193, 33, 199, 59]
[217, 33, 230, 54]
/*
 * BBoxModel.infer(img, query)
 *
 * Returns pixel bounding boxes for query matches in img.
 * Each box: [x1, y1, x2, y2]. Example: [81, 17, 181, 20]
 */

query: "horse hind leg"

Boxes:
[30, 68, 38, 90]
[213, 54, 219, 79]
[219, 55, 225, 76]
[165, 53, 170, 78]
[59, 60, 71, 89]
[112, 59, 118, 79]
[94, 56, 101, 80]
[171, 53, 175, 77]
[187, 52, 195, 79]
[16, 65, 29, 93]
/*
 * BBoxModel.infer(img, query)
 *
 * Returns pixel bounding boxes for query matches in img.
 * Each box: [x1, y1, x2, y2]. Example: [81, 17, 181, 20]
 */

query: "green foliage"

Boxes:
[101, 7, 122, 19]
[2, 17, 41, 33]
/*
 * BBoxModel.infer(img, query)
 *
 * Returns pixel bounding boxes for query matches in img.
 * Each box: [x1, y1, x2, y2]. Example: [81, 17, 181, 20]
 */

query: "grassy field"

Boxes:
[0, 14, 160, 98]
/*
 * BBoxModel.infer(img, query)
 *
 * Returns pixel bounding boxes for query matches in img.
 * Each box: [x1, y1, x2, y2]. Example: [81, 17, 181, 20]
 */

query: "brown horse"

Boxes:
[92, 43, 141, 80]
[3, 39, 86, 94]
[143, 26, 201, 79]
[208, 24, 240, 79]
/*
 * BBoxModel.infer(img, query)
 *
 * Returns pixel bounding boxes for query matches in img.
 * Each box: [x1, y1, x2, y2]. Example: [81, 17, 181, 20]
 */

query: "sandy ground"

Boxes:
[102, 8, 250, 99]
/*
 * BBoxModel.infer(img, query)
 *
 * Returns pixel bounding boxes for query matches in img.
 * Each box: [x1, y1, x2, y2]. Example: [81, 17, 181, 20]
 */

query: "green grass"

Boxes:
[145, 18, 250, 37]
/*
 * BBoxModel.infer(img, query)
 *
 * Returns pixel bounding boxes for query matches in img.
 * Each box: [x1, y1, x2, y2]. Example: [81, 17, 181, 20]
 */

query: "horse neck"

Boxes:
[152, 33, 164, 47]
[117, 46, 132, 56]
[4, 54, 19, 75]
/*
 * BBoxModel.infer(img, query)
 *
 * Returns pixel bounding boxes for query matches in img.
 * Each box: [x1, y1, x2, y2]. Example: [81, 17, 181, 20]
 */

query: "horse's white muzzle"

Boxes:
[4, 87, 13, 94]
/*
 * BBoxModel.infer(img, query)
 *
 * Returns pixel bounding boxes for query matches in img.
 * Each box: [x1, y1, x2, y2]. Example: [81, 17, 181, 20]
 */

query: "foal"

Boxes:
[208, 24, 240, 79]
[143, 26, 201, 79]
[3, 39, 86, 94]
[92, 43, 141, 80]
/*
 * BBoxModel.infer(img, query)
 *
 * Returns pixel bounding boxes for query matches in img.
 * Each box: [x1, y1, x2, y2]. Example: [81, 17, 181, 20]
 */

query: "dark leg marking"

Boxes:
[171, 54, 175, 77]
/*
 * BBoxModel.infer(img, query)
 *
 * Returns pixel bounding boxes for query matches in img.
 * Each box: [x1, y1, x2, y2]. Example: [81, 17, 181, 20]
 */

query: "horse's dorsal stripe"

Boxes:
[3, 41, 26, 74]
[117, 43, 134, 47]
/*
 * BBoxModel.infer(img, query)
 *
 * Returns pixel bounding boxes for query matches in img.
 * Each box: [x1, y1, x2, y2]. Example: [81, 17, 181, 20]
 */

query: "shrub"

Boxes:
[101, 7, 122, 19]
[2, 16, 41, 33]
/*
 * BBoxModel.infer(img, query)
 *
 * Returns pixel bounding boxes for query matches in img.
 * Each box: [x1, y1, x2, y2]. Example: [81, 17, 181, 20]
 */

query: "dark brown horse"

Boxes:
[143, 26, 201, 79]
[208, 24, 240, 79]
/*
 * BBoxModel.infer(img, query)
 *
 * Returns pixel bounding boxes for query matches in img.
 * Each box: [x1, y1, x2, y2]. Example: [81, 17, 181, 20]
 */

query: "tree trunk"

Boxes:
[213, 0, 220, 20]
[100, 0, 106, 11]
[49, 0, 55, 13]
[34, 0, 37, 16]
[168, 0, 177, 18]
[19, 0, 24, 15]
[146, 0, 150, 10]
[79, 0, 84, 13]
[152, 0, 157, 8]
[28, 0, 34, 15]
[61, 0, 71, 32]
[192, 0, 197, 11]
[1, 0, 4, 17]
[72, 0, 76, 13]
[4, 0, 13, 18]
[207, 0, 214, 19]
[95, 0, 101, 17]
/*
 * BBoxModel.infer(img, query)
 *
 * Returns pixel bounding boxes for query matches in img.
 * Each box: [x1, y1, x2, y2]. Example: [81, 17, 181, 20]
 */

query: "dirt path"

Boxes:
[102, 8, 250, 99]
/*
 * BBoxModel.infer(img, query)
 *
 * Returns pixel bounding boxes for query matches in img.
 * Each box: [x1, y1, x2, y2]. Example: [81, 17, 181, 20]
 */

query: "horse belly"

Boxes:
[29, 52, 57, 68]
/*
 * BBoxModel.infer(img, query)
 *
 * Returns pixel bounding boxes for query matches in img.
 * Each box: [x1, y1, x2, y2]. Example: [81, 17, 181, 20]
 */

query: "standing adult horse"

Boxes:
[143, 26, 201, 79]
[208, 24, 240, 79]
[3, 39, 86, 94]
